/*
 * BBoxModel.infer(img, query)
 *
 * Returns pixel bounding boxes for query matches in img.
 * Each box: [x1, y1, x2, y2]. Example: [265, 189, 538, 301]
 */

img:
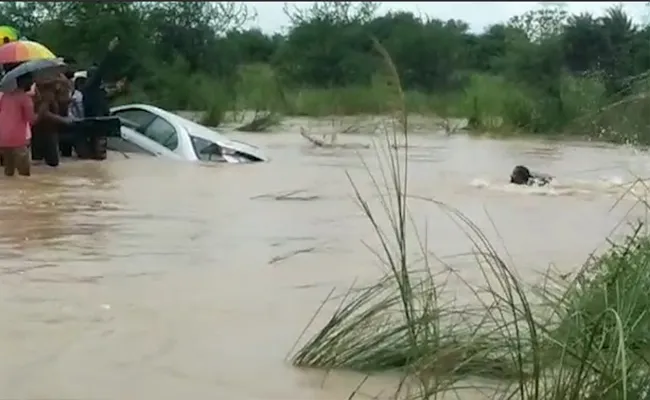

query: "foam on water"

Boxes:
[469, 175, 644, 198]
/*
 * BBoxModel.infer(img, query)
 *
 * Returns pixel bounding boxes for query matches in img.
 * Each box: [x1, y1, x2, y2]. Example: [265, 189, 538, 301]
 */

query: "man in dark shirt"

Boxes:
[510, 165, 553, 187]
[82, 37, 119, 119]
[73, 37, 122, 160]
[31, 78, 71, 166]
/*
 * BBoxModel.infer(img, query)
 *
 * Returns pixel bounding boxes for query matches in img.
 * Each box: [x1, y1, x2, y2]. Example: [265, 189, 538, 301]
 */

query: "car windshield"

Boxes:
[190, 135, 225, 161]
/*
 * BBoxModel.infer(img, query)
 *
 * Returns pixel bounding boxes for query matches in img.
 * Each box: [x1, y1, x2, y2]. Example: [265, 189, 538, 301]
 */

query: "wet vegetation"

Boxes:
[286, 35, 650, 400]
[2, 2, 649, 139]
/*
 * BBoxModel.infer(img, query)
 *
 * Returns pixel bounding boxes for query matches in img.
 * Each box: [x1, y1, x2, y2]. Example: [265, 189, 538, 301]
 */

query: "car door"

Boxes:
[106, 135, 156, 156]
[141, 116, 180, 153]
[111, 107, 181, 159]
[119, 125, 180, 159]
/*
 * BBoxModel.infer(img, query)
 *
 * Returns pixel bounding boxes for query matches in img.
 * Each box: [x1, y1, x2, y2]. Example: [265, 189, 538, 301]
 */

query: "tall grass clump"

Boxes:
[281, 70, 442, 117]
[459, 73, 529, 132]
[290, 40, 650, 399]
[457, 72, 609, 136]
[559, 72, 650, 144]
[285, 84, 398, 117]
[232, 63, 286, 114]
[589, 75, 650, 145]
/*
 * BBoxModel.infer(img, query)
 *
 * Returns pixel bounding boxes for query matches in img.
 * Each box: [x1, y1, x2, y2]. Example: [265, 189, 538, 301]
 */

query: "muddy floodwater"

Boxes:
[0, 117, 649, 399]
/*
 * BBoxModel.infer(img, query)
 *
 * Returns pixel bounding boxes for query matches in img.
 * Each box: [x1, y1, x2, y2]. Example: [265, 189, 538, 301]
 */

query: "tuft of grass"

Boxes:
[233, 63, 286, 114]
[289, 39, 650, 399]
[200, 100, 226, 127]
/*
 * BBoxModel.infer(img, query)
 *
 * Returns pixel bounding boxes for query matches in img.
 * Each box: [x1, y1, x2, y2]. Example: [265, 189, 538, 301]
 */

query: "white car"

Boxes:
[108, 104, 267, 163]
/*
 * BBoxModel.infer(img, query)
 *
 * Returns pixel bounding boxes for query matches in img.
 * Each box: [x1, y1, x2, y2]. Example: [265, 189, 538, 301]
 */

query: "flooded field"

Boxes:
[0, 118, 648, 399]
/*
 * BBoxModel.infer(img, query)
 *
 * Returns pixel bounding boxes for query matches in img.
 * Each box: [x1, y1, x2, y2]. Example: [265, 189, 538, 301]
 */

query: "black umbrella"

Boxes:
[0, 58, 66, 92]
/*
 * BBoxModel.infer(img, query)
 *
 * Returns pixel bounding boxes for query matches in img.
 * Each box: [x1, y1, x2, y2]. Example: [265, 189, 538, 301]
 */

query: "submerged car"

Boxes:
[108, 104, 267, 163]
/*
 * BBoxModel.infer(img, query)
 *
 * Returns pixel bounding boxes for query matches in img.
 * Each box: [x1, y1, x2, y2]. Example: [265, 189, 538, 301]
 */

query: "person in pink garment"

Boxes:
[0, 73, 37, 177]
[0, 83, 37, 140]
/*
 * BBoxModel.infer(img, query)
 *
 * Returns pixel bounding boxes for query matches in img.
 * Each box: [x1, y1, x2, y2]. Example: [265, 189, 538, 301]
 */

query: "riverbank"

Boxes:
[122, 66, 649, 144]
[174, 109, 649, 153]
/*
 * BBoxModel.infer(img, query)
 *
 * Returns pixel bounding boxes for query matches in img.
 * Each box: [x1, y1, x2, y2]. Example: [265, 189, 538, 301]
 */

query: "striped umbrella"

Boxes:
[0, 40, 56, 64]
[0, 26, 19, 43]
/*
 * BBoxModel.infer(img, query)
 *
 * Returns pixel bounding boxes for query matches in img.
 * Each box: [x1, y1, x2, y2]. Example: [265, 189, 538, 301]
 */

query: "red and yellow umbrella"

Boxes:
[0, 40, 56, 64]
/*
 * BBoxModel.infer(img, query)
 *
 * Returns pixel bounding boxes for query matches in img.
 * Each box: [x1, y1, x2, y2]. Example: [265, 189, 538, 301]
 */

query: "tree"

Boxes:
[0, 0, 645, 136]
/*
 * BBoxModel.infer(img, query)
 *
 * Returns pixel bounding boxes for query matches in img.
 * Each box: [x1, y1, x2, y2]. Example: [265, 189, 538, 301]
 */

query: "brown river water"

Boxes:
[0, 117, 649, 399]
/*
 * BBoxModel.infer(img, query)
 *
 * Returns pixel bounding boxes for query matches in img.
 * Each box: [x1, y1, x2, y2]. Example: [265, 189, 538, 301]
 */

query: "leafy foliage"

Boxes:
[3, 2, 648, 139]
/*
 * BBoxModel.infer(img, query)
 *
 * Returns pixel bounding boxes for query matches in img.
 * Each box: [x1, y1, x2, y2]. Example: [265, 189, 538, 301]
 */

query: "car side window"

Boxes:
[113, 109, 156, 129]
[144, 117, 179, 151]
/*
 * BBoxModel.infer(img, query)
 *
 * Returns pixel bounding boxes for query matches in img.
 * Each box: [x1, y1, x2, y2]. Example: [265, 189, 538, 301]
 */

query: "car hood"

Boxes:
[163, 112, 267, 162]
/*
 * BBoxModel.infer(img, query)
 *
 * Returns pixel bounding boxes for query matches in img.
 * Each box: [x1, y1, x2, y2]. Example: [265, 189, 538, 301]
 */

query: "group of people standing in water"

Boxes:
[0, 36, 126, 177]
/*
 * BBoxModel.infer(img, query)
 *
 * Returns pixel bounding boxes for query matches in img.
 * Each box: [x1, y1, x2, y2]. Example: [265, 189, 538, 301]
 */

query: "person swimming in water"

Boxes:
[510, 165, 553, 187]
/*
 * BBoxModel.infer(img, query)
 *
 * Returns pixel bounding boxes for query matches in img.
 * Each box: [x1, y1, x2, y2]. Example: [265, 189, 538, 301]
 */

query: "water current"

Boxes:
[0, 118, 648, 399]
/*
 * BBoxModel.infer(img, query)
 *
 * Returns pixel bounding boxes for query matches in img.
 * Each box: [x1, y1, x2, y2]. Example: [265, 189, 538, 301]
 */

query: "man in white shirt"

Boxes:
[69, 70, 86, 119]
